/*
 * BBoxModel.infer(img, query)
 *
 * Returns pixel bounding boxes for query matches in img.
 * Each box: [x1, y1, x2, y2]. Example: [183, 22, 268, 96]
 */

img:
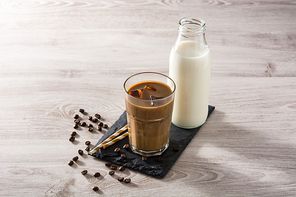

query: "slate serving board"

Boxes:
[90, 105, 215, 178]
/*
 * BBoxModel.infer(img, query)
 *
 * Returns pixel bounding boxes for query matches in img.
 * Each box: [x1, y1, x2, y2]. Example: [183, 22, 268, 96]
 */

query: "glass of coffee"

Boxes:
[124, 72, 176, 157]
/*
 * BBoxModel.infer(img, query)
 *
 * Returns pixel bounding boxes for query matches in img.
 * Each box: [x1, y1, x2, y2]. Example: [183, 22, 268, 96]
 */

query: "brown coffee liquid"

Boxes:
[127, 81, 172, 100]
[126, 81, 174, 152]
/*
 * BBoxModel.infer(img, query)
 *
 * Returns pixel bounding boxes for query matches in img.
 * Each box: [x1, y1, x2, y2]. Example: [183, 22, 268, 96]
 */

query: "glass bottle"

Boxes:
[169, 17, 211, 129]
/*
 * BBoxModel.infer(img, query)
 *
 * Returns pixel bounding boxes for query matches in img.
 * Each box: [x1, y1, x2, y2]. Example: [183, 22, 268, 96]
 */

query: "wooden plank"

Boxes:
[0, 76, 295, 196]
[0, 29, 295, 78]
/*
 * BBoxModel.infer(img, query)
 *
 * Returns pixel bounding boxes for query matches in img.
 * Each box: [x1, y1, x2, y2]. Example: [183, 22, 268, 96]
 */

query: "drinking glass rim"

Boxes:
[123, 72, 176, 101]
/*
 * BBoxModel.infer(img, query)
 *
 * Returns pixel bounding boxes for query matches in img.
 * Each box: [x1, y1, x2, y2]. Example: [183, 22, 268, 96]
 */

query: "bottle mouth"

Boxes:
[178, 17, 206, 36]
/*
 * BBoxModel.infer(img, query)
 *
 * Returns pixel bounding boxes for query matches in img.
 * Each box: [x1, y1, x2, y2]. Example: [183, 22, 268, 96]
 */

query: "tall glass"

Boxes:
[124, 72, 175, 157]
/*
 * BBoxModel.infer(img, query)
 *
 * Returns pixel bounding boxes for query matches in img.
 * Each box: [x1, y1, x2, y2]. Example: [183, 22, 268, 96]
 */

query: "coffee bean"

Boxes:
[74, 114, 79, 119]
[142, 156, 147, 161]
[157, 157, 163, 162]
[72, 156, 78, 162]
[88, 123, 93, 128]
[94, 172, 101, 177]
[123, 144, 130, 149]
[93, 186, 99, 191]
[85, 141, 91, 146]
[124, 178, 131, 183]
[114, 147, 120, 152]
[118, 177, 124, 182]
[98, 122, 103, 127]
[98, 126, 102, 131]
[68, 160, 74, 166]
[121, 154, 126, 158]
[78, 149, 83, 156]
[79, 109, 85, 113]
[110, 165, 117, 170]
[95, 114, 101, 119]
[73, 123, 79, 129]
[173, 145, 180, 151]
[92, 118, 98, 123]
[81, 122, 86, 127]
[119, 166, 125, 171]
[71, 131, 77, 137]
[74, 119, 80, 124]
[85, 146, 90, 152]
[81, 170, 88, 175]
[103, 124, 108, 129]
[88, 127, 93, 132]
[105, 162, 112, 167]
[109, 170, 115, 175]
[69, 136, 75, 142]
[88, 116, 92, 121]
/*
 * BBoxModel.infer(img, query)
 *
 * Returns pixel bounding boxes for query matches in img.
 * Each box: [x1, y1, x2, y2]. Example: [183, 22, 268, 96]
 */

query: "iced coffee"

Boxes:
[124, 72, 175, 157]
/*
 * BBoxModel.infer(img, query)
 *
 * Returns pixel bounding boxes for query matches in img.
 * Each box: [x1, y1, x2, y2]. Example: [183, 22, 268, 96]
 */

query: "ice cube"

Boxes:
[149, 95, 164, 105]
[128, 89, 143, 98]
[149, 95, 164, 100]
[144, 84, 157, 91]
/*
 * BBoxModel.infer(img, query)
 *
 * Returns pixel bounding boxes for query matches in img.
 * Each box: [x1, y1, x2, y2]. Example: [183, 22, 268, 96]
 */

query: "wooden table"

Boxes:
[1, 0, 295, 196]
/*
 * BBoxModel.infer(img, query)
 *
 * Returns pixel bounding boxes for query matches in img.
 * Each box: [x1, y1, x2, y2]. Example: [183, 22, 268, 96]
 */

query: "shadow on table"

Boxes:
[162, 109, 296, 196]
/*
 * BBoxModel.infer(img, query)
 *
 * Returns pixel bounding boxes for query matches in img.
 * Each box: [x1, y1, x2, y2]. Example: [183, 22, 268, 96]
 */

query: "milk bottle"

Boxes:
[169, 17, 211, 128]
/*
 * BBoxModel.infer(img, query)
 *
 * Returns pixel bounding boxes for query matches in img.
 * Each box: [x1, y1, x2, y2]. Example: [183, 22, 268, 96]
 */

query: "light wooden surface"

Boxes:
[1, 0, 296, 196]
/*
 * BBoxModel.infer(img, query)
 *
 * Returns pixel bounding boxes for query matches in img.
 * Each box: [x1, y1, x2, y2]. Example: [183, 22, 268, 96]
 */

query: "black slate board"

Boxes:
[90, 105, 215, 178]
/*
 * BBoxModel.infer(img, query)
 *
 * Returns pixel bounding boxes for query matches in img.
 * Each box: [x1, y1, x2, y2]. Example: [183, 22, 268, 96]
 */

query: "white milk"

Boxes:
[169, 41, 211, 128]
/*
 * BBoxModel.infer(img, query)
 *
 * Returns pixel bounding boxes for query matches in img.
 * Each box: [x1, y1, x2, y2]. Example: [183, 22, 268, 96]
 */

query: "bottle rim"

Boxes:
[178, 17, 206, 36]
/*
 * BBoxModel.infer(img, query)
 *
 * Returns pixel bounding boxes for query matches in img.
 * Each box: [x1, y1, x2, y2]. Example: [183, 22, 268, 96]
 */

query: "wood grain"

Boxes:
[0, 0, 296, 196]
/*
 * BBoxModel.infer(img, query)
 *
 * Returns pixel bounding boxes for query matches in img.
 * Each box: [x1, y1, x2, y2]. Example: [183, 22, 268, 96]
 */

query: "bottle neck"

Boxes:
[176, 17, 207, 45]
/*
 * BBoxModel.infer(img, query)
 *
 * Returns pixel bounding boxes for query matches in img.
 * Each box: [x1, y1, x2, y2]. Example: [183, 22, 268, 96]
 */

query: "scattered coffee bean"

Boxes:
[88, 123, 93, 128]
[173, 145, 180, 151]
[95, 114, 101, 119]
[109, 170, 115, 175]
[73, 123, 79, 129]
[98, 126, 102, 131]
[81, 170, 87, 175]
[123, 144, 130, 149]
[118, 177, 124, 182]
[119, 166, 125, 171]
[110, 165, 117, 170]
[93, 186, 99, 191]
[85, 146, 90, 151]
[78, 149, 83, 156]
[88, 116, 92, 121]
[74, 114, 79, 119]
[81, 170, 88, 175]
[94, 172, 101, 177]
[121, 154, 126, 158]
[157, 157, 163, 162]
[69, 136, 75, 142]
[88, 127, 93, 132]
[142, 156, 147, 161]
[81, 121, 86, 127]
[114, 147, 120, 152]
[79, 109, 85, 113]
[72, 156, 78, 162]
[68, 160, 74, 166]
[92, 118, 98, 123]
[74, 119, 80, 124]
[71, 131, 77, 137]
[124, 178, 131, 183]
[105, 162, 112, 167]
[103, 124, 108, 129]
[85, 141, 91, 146]
[98, 122, 103, 127]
